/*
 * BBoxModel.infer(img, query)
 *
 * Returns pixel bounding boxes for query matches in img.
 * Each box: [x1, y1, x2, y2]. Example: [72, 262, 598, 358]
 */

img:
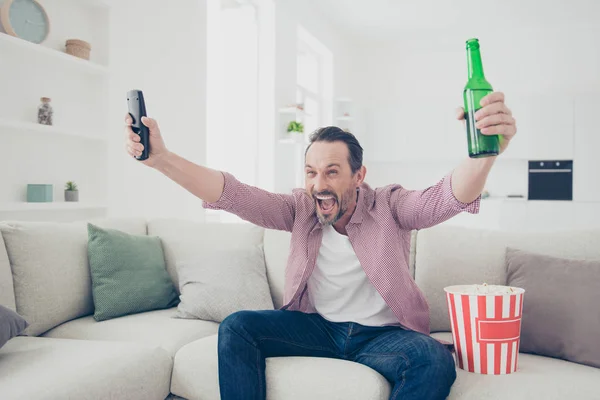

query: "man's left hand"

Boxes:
[456, 92, 517, 155]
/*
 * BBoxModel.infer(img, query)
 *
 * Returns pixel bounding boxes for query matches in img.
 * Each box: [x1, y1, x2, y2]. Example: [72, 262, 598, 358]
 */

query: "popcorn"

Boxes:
[445, 283, 518, 295]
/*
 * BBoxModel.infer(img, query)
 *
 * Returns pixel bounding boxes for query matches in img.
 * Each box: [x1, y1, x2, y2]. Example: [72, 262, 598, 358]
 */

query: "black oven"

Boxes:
[528, 160, 573, 201]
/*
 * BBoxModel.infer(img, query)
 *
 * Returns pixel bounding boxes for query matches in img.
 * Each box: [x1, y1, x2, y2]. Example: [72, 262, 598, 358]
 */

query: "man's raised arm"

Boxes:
[390, 91, 517, 231]
[125, 116, 295, 231]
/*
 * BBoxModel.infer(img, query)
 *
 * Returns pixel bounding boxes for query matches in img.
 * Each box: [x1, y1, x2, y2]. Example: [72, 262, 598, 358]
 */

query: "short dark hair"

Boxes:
[305, 126, 363, 174]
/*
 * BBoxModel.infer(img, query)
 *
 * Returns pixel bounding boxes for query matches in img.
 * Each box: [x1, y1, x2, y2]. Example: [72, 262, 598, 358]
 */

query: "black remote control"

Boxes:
[126, 89, 150, 161]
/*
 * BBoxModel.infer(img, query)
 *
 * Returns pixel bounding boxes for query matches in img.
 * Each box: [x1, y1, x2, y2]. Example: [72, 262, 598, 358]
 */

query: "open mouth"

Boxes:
[315, 194, 337, 214]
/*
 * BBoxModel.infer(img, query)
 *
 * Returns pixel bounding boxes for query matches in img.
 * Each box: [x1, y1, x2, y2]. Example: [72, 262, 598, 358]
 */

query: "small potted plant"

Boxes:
[64, 181, 79, 202]
[287, 121, 304, 143]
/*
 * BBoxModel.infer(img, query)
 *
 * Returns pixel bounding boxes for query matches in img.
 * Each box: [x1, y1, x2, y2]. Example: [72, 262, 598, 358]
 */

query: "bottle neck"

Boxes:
[467, 46, 485, 79]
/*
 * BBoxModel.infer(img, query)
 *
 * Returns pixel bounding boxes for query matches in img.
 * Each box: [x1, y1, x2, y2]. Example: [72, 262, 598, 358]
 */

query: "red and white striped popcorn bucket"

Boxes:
[444, 284, 525, 375]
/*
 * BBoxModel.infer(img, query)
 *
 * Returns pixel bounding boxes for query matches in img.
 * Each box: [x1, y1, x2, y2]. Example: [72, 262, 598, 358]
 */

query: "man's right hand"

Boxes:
[124, 114, 169, 167]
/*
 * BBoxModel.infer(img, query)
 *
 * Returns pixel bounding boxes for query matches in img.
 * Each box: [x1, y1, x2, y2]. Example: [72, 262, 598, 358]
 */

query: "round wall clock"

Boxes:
[1, 0, 50, 44]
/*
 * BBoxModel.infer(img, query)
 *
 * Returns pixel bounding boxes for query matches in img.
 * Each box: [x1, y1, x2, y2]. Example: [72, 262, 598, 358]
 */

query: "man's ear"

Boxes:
[355, 165, 367, 186]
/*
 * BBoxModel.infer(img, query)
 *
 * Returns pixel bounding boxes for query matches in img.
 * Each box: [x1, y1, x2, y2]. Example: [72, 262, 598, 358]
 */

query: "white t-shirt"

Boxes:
[307, 224, 401, 326]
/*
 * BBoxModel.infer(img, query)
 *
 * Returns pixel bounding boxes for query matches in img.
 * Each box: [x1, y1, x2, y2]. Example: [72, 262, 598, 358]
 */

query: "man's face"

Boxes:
[305, 141, 363, 226]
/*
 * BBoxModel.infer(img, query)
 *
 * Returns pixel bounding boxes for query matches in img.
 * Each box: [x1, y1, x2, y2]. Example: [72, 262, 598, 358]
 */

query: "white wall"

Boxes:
[345, 6, 600, 230]
[357, 22, 600, 180]
[273, 0, 358, 193]
[106, 0, 209, 221]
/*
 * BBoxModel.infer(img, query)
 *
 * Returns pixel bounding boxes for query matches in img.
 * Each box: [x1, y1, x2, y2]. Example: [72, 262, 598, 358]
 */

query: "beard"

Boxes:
[313, 186, 355, 226]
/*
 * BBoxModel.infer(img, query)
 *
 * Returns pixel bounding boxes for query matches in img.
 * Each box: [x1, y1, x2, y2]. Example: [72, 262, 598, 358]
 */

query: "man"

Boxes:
[124, 92, 517, 400]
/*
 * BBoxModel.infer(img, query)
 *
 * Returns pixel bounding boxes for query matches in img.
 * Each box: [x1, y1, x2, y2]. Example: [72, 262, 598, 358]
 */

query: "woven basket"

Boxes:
[65, 39, 91, 60]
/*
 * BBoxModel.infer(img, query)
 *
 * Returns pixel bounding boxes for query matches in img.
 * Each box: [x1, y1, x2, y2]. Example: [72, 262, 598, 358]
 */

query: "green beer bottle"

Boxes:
[463, 38, 500, 158]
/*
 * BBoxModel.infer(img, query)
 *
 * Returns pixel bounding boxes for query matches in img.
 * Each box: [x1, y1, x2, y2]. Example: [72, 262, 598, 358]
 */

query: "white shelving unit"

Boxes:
[276, 104, 309, 188]
[0, 0, 110, 221]
[334, 98, 354, 132]
[277, 105, 308, 144]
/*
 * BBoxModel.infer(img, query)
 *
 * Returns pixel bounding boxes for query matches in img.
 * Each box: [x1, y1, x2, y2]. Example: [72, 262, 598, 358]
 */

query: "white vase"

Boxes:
[288, 132, 304, 143]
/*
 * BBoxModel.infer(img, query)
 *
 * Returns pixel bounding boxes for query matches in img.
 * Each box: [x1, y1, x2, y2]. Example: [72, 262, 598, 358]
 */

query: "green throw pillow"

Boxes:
[87, 223, 179, 322]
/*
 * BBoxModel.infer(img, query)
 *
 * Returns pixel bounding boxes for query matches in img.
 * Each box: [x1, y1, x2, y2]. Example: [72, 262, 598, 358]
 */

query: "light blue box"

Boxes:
[27, 184, 53, 202]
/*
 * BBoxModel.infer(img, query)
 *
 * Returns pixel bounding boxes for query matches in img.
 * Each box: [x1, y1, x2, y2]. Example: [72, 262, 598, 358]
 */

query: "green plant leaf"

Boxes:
[287, 120, 303, 133]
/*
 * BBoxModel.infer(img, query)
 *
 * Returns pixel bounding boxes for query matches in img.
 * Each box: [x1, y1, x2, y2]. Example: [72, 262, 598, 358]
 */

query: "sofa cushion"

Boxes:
[0, 336, 171, 400]
[41, 307, 218, 357]
[171, 334, 391, 400]
[0, 305, 28, 349]
[175, 245, 274, 323]
[506, 248, 600, 368]
[0, 233, 16, 310]
[409, 229, 417, 279]
[87, 223, 179, 321]
[263, 229, 291, 309]
[147, 219, 264, 294]
[415, 225, 600, 332]
[0, 218, 147, 336]
[431, 332, 600, 400]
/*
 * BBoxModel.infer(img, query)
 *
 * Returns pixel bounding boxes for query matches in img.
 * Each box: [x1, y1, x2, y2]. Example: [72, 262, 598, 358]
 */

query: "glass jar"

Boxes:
[38, 97, 53, 125]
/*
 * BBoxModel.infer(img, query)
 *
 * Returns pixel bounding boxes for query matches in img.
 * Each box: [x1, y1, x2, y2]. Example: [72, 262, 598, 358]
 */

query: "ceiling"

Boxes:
[308, 0, 599, 41]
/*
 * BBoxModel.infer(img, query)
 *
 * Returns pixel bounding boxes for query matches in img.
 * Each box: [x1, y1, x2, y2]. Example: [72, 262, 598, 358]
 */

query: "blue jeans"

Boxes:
[218, 310, 456, 400]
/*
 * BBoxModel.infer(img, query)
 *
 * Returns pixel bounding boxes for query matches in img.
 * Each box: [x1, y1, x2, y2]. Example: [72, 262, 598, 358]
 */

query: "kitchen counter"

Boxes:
[442, 198, 600, 232]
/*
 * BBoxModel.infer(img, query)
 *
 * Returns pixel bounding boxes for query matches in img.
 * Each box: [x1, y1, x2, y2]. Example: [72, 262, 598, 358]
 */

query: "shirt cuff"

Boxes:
[446, 172, 481, 214]
[202, 171, 239, 211]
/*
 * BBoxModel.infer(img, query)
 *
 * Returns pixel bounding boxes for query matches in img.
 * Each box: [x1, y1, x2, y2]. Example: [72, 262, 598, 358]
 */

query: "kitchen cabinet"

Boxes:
[442, 199, 600, 232]
[573, 94, 600, 202]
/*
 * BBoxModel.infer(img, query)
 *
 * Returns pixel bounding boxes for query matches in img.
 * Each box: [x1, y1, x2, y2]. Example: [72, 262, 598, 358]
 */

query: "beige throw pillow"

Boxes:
[175, 245, 274, 323]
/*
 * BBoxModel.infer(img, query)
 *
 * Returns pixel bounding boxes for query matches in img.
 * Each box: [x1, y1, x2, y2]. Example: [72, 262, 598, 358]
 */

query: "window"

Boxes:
[208, 1, 258, 184]
[291, 25, 333, 187]
[206, 0, 275, 223]
[297, 25, 334, 134]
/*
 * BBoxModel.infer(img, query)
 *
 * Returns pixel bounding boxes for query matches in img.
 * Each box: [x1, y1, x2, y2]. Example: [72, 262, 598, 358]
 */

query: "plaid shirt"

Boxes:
[203, 171, 479, 336]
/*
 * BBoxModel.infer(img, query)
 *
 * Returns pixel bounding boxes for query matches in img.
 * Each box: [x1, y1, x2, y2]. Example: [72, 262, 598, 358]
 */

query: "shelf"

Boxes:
[0, 32, 109, 76]
[0, 202, 107, 212]
[0, 118, 106, 142]
[279, 138, 306, 145]
[278, 106, 311, 116]
[278, 133, 305, 145]
[279, 106, 302, 113]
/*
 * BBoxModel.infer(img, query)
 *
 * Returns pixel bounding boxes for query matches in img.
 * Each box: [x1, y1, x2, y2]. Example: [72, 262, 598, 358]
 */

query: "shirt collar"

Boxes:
[348, 184, 367, 225]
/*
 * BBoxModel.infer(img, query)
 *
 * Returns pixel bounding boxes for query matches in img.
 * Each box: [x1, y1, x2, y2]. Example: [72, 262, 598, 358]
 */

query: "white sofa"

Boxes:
[0, 217, 599, 400]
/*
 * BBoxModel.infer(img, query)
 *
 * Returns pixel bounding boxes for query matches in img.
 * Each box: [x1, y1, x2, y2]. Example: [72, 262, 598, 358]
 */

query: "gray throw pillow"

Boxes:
[0, 305, 28, 349]
[174, 245, 274, 323]
[506, 247, 600, 368]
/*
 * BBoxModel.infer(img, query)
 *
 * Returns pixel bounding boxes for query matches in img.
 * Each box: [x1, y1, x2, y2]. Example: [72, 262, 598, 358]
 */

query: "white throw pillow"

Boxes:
[174, 245, 274, 323]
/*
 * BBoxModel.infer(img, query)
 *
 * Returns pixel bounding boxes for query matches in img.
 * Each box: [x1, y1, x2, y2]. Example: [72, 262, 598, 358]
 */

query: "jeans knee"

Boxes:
[220, 310, 247, 331]
[412, 338, 457, 386]
[218, 310, 259, 344]
[424, 350, 456, 387]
